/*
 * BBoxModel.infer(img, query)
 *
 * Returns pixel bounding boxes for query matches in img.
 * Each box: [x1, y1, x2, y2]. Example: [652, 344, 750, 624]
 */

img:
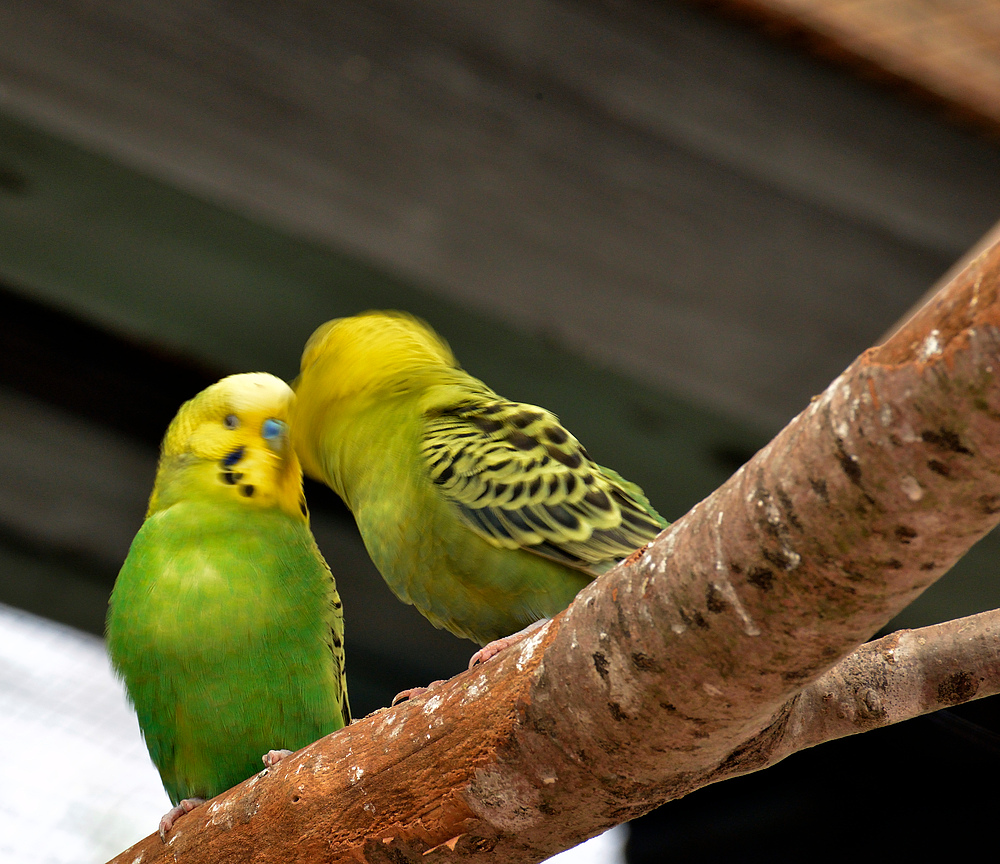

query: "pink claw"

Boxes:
[391, 679, 446, 706]
[468, 619, 549, 669]
[158, 797, 205, 841]
[262, 749, 294, 768]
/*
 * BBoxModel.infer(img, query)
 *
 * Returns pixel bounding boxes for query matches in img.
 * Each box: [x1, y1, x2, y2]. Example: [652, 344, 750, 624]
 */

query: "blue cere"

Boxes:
[261, 418, 286, 441]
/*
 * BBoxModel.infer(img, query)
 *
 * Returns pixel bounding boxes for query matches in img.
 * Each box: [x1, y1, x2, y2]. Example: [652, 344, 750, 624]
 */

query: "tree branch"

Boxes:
[109, 238, 1000, 863]
[699, 607, 1000, 791]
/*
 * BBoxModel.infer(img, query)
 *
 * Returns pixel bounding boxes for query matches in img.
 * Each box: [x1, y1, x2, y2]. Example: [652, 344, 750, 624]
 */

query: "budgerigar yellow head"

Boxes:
[297, 310, 456, 401]
[148, 372, 307, 520]
[292, 312, 458, 484]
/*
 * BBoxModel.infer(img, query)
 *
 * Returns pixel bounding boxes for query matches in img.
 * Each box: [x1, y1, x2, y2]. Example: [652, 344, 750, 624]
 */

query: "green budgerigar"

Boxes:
[291, 311, 667, 663]
[107, 373, 349, 838]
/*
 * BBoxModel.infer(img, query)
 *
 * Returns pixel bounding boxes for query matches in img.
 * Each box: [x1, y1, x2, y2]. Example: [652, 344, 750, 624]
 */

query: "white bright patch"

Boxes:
[544, 825, 629, 863]
[918, 329, 942, 361]
[0, 603, 166, 863]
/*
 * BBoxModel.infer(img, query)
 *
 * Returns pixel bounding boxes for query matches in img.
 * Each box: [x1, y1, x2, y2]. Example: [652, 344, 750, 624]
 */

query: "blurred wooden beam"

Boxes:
[701, 0, 1000, 133]
[1, 1, 998, 431]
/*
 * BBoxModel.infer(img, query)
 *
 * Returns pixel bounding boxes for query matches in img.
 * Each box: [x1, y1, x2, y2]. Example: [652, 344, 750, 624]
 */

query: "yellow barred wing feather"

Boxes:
[420, 395, 666, 574]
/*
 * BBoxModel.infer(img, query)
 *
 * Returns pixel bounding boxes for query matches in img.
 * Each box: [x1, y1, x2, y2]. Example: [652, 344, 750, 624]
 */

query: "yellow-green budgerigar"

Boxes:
[291, 311, 667, 656]
[106, 373, 349, 838]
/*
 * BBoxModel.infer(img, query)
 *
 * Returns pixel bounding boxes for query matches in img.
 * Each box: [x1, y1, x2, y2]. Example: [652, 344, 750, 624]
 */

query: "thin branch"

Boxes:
[109, 238, 1000, 863]
[699, 607, 1000, 791]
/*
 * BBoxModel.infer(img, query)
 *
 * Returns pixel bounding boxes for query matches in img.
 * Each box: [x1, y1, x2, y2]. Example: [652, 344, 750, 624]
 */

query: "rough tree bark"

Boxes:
[109, 238, 1000, 863]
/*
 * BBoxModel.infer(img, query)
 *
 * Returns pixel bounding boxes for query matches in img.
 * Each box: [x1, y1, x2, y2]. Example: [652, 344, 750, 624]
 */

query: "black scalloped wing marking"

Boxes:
[421, 399, 665, 573]
[325, 570, 351, 724]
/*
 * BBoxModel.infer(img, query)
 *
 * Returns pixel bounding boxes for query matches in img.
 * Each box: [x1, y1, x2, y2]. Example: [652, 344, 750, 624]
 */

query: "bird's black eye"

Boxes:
[223, 414, 240, 430]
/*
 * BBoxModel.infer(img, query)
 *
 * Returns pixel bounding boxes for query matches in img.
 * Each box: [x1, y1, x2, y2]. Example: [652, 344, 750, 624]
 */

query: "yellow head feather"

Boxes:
[298, 311, 455, 401]
[148, 372, 306, 520]
[292, 311, 458, 489]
